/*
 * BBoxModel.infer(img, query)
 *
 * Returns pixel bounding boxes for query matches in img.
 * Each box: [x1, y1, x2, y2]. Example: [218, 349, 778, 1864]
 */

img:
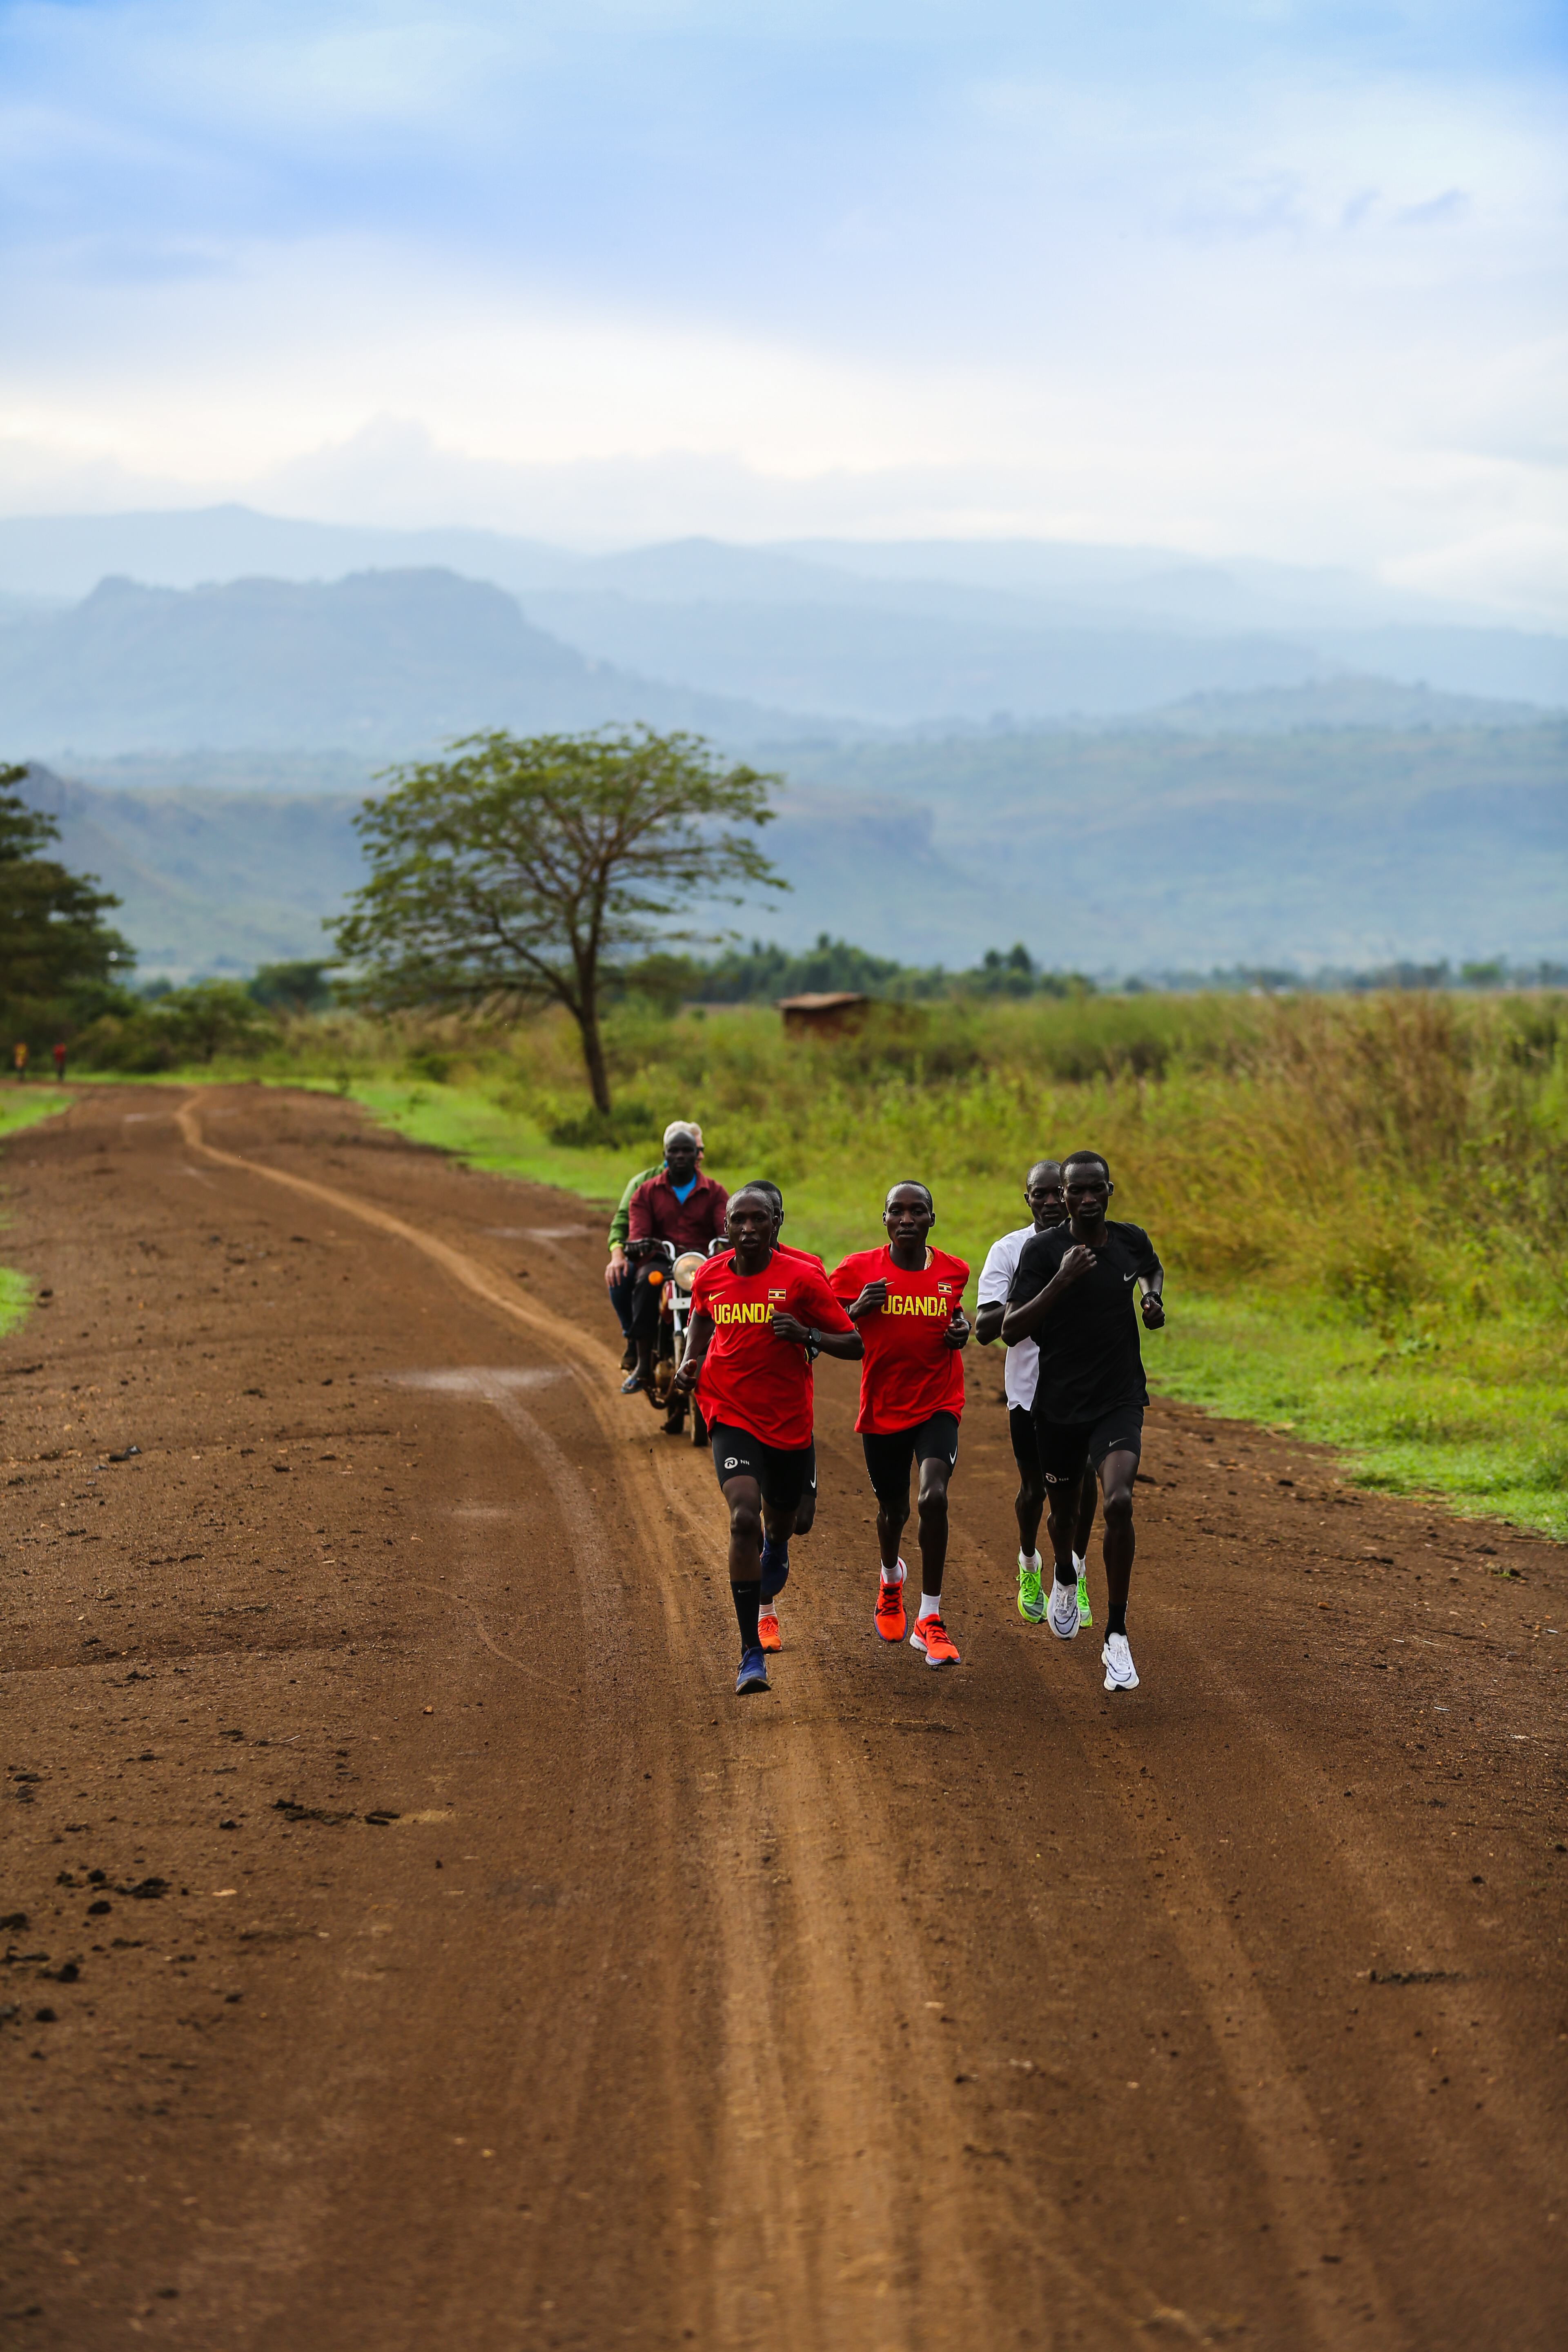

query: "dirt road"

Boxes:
[2, 1085, 1565, 2349]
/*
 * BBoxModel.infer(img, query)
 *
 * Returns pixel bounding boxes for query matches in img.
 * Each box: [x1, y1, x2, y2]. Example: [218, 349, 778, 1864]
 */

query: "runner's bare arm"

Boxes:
[1138, 1263, 1166, 1327]
[1000, 1245, 1096, 1342]
[769, 1310, 862, 1359]
[973, 1301, 1005, 1344]
[669, 1308, 715, 1396]
[845, 1280, 888, 1319]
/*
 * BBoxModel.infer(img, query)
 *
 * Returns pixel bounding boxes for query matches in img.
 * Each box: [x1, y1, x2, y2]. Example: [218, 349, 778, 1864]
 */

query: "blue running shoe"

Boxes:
[735, 1648, 770, 1696]
[759, 1536, 790, 1601]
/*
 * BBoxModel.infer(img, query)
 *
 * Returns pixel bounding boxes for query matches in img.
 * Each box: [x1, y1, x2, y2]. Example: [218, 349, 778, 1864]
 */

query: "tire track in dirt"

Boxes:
[179, 1098, 1001, 2345]
[174, 1098, 722, 2343]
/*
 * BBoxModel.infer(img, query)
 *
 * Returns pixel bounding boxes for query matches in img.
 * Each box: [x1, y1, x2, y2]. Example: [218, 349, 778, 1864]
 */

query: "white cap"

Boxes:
[664, 1120, 702, 1149]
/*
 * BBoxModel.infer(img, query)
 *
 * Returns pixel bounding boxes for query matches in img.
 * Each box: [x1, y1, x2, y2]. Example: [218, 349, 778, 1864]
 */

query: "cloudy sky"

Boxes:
[2, 2, 1563, 608]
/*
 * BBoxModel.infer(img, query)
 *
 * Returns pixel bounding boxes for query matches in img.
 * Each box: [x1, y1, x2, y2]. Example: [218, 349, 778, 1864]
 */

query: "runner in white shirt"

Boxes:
[975, 1159, 1097, 1626]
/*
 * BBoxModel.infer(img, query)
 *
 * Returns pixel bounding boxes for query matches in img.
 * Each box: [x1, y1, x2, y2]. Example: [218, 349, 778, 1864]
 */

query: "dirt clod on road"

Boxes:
[2, 1086, 1565, 2349]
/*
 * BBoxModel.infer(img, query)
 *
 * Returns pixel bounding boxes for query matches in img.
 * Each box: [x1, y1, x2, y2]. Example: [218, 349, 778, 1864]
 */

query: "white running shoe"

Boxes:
[1047, 1576, 1080, 1640]
[1102, 1633, 1139, 1692]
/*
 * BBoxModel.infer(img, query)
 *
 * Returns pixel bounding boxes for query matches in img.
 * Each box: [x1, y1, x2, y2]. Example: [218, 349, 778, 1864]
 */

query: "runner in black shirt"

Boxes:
[1002, 1151, 1164, 1692]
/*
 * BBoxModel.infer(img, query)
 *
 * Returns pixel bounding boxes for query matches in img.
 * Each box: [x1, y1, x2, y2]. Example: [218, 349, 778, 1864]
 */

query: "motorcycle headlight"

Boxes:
[672, 1251, 705, 1293]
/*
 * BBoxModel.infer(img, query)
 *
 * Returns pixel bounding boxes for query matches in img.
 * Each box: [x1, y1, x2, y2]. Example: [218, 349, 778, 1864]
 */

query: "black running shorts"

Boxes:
[1008, 1404, 1043, 1485]
[709, 1423, 815, 1515]
[860, 1411, 960, 1510]
[1033, 1405, 1143, 1487]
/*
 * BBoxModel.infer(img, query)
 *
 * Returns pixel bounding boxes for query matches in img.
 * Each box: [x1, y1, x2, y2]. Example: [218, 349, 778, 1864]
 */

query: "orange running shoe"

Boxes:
[910, 1612, 960, 1668]
[758, 1609, 782, 1653]
[874, 1562, 907, 1643]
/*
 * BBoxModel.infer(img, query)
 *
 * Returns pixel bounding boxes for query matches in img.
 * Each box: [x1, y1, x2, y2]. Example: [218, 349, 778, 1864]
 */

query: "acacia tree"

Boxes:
[330, 728, 786, 1112]
[0, 764, 133, 1011]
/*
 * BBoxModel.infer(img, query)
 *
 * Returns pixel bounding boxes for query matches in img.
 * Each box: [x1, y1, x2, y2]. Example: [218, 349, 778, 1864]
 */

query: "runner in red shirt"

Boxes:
[829, 1183, 971, 1668]
[670, 1185, 860, 1696]
[733, 1179, 824, 1655]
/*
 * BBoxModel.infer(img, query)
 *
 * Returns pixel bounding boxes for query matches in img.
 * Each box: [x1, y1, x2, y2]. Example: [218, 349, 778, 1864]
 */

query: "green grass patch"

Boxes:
[343, 1080, 630, 1209]
[0, 1088, 74, 1338]
[1152, 1294, 1568, 1541]
[0, 1265, 33, 1339]
[0, 1086, 74, 1140]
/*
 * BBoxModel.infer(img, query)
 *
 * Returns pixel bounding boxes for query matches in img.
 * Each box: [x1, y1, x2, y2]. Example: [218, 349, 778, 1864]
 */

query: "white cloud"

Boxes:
[0, 2, 1560, 614]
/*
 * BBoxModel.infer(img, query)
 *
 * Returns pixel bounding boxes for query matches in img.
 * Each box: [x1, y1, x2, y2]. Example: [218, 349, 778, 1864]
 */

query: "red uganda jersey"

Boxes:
[689, 1247, 854, 1452]
[829, 1245, 970, 1436]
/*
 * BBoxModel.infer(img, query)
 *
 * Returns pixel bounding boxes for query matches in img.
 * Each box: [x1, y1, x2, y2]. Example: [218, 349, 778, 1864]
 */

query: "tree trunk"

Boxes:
[574, 991, 613, 1116]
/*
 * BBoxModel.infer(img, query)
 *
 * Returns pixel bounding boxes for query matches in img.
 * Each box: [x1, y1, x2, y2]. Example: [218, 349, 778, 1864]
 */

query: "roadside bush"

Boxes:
[77, 982, 277, 1071]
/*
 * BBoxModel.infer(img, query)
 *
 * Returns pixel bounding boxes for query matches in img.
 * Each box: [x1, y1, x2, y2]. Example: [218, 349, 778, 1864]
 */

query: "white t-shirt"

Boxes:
[977, 1223, 1041, 1412]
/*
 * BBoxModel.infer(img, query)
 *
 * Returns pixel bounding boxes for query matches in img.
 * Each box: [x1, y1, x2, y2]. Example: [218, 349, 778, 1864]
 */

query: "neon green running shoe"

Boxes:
[1016, 1554, 1045, 1623]
[1075, 1562, 1093, 1629]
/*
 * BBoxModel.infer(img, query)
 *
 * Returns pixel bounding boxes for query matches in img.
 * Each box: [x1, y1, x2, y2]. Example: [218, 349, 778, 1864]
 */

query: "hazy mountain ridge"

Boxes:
[1, 507, 1563, 752]
[1, 551, 1560, 763]
[0, 568, 825, 755]
[22, 716, 1565, 982]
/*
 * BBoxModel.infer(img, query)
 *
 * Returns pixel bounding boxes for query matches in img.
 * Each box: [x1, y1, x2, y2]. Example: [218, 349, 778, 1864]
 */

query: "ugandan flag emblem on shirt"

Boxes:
[768, 1288, 787, 1300]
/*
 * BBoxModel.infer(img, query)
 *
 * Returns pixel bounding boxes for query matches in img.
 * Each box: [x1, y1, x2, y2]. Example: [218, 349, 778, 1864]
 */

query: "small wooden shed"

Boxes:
[777, 991, 871, 1039]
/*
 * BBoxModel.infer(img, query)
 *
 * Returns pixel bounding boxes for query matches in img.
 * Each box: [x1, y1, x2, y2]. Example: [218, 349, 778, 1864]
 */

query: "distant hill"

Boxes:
[0, 508, 1562, 737]
[0, 569, 813, 756]
[1127, 677, 1546, 734]
[23, 715, 1566, 981]
[773, 723, 1568, 971]
[21, 763, 365, 977]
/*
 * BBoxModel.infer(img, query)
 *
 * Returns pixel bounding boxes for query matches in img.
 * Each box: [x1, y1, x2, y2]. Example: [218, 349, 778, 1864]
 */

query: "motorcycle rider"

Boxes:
[605, 1122, 706, 1372]
[624, 1123, 729, 1414]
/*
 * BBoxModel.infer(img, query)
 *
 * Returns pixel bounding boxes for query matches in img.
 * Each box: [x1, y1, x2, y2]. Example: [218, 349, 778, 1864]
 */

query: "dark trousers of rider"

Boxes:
[607, 1266, 635, 1341]
[628, 1261, 668, 1345]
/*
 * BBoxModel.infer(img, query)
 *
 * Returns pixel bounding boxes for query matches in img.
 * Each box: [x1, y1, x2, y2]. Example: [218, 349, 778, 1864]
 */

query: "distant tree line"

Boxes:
[0, 762, 133, 1044]
[612, 935, 1100, 1011]
[613, 941, 1568, 1009]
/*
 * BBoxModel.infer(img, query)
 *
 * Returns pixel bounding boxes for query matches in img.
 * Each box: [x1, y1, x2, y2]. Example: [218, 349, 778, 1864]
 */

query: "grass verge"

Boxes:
[0, 1089, 71, 1339]
[0, 1087, 74, 1141]
[1152, 1294, 1568, 1543]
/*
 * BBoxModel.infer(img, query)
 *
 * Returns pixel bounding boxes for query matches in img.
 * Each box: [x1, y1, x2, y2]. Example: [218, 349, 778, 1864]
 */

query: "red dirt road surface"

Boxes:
[2, 1086, 1565, 2350]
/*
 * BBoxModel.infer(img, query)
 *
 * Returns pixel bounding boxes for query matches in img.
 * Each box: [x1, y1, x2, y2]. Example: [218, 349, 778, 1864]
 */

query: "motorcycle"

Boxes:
[624, 1236, 714, 1443]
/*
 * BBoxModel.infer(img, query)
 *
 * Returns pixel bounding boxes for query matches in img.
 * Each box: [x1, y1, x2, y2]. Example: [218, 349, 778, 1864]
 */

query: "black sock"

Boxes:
[1106, 1599, 1127, 1639]
[1054, 1563, 1076, 1586]
[731, 1582, 761, 1654]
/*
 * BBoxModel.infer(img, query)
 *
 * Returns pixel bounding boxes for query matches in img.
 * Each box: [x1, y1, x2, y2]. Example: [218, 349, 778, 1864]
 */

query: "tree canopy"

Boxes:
[0, 764, 134, 1020]
[330, 728, 786, 1109]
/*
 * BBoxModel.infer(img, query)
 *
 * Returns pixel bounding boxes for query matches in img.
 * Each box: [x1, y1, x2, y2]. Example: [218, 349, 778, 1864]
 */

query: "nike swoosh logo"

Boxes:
[1123, 1272, 1137, 1282]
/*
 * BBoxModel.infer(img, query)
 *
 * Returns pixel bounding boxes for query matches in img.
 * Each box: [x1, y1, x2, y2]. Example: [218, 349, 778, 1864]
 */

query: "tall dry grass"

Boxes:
[251, 987, 1567, 1339]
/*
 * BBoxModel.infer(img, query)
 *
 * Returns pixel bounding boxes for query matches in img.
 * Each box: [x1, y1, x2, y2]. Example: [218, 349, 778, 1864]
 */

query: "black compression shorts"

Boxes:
[860, 1411, 960, 1510]
[1033, 1406, 1143, 1487]
[1008, 1404, 1043, 1484]
[709, 1423, 814, 1515]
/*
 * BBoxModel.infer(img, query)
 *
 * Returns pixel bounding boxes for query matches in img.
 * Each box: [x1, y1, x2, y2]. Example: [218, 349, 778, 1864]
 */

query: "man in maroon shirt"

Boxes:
[624, 1123, 729, 1402]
